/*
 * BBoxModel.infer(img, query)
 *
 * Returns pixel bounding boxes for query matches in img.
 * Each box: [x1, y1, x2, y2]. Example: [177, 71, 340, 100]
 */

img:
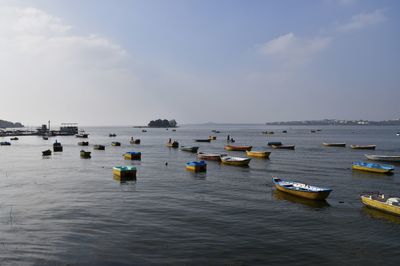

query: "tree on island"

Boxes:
[148, 119, 177, 128]
[0, 119, 24, 128]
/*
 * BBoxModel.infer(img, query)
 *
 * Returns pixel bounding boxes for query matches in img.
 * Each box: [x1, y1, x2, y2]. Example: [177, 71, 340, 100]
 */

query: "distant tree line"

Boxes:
[0, 119, 24, 128]
[148, 119, 177, 128]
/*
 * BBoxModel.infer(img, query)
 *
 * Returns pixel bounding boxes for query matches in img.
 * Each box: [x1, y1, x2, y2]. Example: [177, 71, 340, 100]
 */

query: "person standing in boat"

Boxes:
[227, 135, 230, 142]
[168, 138, 172, 144]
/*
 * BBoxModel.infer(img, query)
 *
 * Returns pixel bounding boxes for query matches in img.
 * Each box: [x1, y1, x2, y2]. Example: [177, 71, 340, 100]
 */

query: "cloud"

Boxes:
[0, 6, 151, 126]
[337, 9, 386, 32]
[259, 33, 331, 67]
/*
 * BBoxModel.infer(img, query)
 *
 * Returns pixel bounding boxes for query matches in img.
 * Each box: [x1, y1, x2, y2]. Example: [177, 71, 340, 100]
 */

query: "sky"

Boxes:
[0, 0, 399, 126]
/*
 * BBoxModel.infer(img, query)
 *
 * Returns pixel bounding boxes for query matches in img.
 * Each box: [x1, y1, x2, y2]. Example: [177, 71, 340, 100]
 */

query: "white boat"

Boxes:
[220, 156, 251, 166]
[365, 154, 400, 162]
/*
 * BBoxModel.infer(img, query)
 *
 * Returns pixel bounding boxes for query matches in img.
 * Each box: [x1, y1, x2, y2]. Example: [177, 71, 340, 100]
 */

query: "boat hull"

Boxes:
[246, 151, 271, 158]
[272, 178, 332, 201]
[352, 164, 393, 174]
[351, 145, 376, 150]
[124, 153, 141, 160]
[220, 157, 251, 166]
[113, 167, 137, 179]
[272, 145, 295, 150]
[365, 154, 400, 162]
[361, 196, 400, 216]
[323, 143, 346, 147]
[224, 145, 252, 151]
[197, 153, 225, 161]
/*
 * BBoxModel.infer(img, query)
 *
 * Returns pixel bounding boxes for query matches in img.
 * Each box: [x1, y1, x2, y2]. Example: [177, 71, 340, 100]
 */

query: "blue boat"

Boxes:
[352, 161, 394, 174]
[268, 141, 282, 146]
[186, 161, 207, 172]
[0, 141, 11, 146]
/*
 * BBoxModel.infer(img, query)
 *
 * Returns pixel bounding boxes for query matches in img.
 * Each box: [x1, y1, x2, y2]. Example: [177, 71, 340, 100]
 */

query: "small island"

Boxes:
[148, 119, 178, 128]
[0, 119, 24, 128]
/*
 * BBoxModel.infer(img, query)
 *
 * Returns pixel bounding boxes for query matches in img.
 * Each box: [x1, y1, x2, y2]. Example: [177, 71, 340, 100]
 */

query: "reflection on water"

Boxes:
[113, 174, 136, 183]
[187, 171, 207, 179]
[362, 206, 400, 225]
[273, 190, 330, 209]
[351, 170, 394, 179]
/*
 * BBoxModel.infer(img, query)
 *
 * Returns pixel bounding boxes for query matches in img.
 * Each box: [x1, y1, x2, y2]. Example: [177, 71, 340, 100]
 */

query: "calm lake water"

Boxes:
[0, 125, 399, 265]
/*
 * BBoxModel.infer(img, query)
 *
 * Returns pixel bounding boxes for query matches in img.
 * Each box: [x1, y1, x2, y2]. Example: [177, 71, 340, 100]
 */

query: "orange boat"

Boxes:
[224, 145, 252, 151]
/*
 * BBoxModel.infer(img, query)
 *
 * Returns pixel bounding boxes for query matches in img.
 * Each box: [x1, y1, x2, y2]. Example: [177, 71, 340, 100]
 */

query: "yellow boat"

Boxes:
[113, 166, 137, 179]
[124, 152, 141, 160]
[352, 161, 394, 174]
[361, 193, 400, 216]
[272, 177, 332, 200]
[246, 150, 271, 158]
[224, 145, 252, 151]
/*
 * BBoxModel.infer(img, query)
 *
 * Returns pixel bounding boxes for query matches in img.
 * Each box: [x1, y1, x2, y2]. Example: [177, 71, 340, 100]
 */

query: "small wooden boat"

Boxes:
[272, 144, 295, 150]
[361, 192, 400, 216]
[194, 139, 211, 143]
[181, 146, 199, 153]
[282, 130, 287, 133]
[262, 131, 274, 134]
[109, 133, 117, 137]
[197, 152, 226, 161]
[365, 154, 400, 162]
[224, 145, 252, 151]
[220, 156, 251, 166]
[0, 141, 11, 146]
[310, 130, 316, 133]
[80, 150, 91, 158]
[78, 141, 89, 146]
[211, 130, 220, 133]
[130, 139, 141, 144]
[142, 129, 147, 132]
[172, 129, 176, 132]
[246, 150, 271, 158]
[351, 144, 376, 150]
[113, 166, 137, 179]
[166, 141, 179, 148]
[124, 151, 141, 160]
[352, 161, 394, 174]
[93, 144, 105, 150]
[208, 136, 217, 140]
[42, 136, 49, 140]
[267, 141, 282, 146]
[272, 177, 332, 200]
[53, 141, 63, 152]
[42, 149, 52, 156]
[323, 142, 346, 147]
[111, 142, 121, 147]
[10, 137, 18, 140]
[186, 161, 207, 172]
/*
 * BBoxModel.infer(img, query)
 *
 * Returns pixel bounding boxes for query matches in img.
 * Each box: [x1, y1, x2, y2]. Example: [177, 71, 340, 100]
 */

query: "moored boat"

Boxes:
[220, 156, 251, 166]
[42, 149, 52, 156]
[208, 136, 217, 140]
[352, 161, 394, 174]
[130, 138, 141, 144]
[197, 152, 226, 161]
[186, 161, 207, 172]
[124, 151, 142, 160]
[194, 139, 211, 143]
[272, 177, 332, 200]
[224, 145, 252, 151]
[113, 166, 137, 179]
[42, 136, 49, 140]
[267, 141, 282, 146]
[323, 142, 346, 147]
[351, 144, 376, 150]
[111, 142, 121, 146]
[365, 154, 400, 162]
[181, 146, 199, 153]
[80, 150, 91, 158]
[10, 137, 18, 140]
[78, 141, 89, 146]
[361, 192, 400, 216]
[0, 141, 11, 146]
[93, 144, 105, 150]
[76, 131, 89, 138]
[53, 141, 63, 152]
[166, 140, 179, 148]
[272, 144, 295, 150]
[109, 133, 117, 137]
[246, 150, 271, 158]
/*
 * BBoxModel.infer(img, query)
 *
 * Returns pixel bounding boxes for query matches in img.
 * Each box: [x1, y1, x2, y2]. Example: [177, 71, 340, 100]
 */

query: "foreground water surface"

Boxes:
[0, 125, 399, 265]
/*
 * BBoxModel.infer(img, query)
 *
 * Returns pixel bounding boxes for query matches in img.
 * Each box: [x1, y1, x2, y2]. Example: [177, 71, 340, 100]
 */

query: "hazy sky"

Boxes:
[1, 0, 399, 126]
